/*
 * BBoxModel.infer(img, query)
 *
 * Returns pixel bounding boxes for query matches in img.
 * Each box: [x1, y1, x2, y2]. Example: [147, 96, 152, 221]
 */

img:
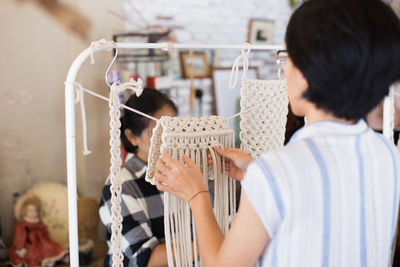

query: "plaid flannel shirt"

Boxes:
[99, 155, 164, 267]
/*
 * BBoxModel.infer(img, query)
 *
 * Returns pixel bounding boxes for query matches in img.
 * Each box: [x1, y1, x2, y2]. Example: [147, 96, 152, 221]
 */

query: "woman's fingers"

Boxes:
[182, 154, 197, 169]
[155, 170, 168, 183]
[161, 149, 185, 169]
[214, 146, 234, 158]
[155, 178, 169, 192]
[155, 157, 171, 174]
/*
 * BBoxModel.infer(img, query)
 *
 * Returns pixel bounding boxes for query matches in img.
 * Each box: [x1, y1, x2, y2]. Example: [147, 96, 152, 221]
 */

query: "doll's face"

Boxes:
[25, 204, 38, 219]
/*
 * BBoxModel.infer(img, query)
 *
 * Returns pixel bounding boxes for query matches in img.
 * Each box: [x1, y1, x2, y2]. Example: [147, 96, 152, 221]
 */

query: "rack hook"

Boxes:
[105, 47, 119, 87]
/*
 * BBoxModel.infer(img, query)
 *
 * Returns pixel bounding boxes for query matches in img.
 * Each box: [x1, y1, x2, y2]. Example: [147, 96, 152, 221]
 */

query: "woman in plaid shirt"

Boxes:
[99, 88, 177, 267]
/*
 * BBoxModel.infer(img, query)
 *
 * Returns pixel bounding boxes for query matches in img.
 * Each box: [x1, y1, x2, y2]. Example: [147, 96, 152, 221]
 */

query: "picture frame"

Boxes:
[179, 51, 210, 79]
[247, 18, 275, 45]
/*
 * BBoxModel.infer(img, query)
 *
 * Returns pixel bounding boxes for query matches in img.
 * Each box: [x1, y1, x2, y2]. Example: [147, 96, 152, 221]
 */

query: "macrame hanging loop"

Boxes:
[229, 43, 250, 89]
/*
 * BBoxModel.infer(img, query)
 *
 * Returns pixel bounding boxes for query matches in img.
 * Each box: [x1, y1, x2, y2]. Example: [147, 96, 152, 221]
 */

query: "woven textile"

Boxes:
[240, 79, 289, 158]
[146, 116, 237, 267]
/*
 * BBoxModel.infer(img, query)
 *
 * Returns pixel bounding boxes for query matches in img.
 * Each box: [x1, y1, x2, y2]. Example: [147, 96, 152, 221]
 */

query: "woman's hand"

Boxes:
[213, 147, 254, 181]
[155, 150, 208, 203]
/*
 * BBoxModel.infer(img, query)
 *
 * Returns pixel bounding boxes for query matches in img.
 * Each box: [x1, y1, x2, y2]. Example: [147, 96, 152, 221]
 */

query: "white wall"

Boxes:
[124, 0, 292, 77]
[0, 0, 123, 245]
[121, 0, 292, 117]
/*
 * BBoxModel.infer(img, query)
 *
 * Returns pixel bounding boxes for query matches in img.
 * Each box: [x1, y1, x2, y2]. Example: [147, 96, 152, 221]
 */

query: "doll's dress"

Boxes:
[9, 220, 68, 267]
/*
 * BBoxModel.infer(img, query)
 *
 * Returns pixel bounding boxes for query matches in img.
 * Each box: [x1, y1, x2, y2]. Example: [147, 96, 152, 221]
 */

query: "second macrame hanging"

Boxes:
[146, 116, 237, 267]
[240, 79, 288, 157]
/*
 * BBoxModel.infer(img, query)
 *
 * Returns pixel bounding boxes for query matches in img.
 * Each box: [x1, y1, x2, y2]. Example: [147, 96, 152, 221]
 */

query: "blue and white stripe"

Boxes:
[242, 120, 400, 267]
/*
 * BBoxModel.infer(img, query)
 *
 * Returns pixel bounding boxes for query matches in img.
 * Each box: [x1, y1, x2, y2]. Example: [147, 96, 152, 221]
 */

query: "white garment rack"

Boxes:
[64, 41, 393, 266]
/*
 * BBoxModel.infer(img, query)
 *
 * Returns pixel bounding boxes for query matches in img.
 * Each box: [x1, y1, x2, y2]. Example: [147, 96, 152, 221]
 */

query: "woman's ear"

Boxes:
[299, 71, 309, 95]
[125, 129, 139, 146]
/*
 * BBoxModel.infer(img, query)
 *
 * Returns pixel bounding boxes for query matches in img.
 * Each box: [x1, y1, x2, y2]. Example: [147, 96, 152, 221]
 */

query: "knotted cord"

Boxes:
[108, 80, 143, 267]
[90, 39, 116, 64]
[229, 43, 250, 89]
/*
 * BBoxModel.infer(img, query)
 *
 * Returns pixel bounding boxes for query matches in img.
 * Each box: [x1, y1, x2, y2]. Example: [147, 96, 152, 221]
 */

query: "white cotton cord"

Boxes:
[85, 82, 156, 121]
[65, 81, 158, 122]
[215, 149, 222, 230]
[164, 192, 174, 267]
[183, 200, 190, 267]
[64, 80, 158, 156]
[109, 82, 124, 267]
[78, 85, 92, 155]
[176, 195, 184, 267]
[111, 78, 144, 97]
[179, 150, 188, 267]
[192, 217, 199, 267]
[220, 136, 228, 233]
[90, 39, 116, 64]
[171, 149, 181, 267]
[193, 148, 201, 267]
[110, 79, 161, 121]
[230, 132, 237, 221]
[229, 43, 250, 89]
[208, 146, 221, 227]
[74, 87, 80, 104]
[186, 150, 196, 265]
[227, 97, 270, 121]
[67, 82, 92, 156]
[117, 78, 144, 97]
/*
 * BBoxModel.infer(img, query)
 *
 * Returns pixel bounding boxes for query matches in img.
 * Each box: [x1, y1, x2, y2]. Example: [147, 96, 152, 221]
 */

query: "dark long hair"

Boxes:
[120, 88, 178, 153]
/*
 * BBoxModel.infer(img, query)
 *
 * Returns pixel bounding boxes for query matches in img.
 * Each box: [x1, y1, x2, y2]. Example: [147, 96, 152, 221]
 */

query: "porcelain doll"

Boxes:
[9, 194, 68, 267]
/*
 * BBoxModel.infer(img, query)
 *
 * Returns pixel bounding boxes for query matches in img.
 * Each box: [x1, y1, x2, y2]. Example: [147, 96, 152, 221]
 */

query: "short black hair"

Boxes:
[285, 0, 400, 120]
[120, 88, 178, 153]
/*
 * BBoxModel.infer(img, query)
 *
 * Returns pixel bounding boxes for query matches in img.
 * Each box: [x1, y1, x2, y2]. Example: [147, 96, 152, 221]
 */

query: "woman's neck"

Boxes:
[304, 106, 356, 125]
[135, 151, 148, 164]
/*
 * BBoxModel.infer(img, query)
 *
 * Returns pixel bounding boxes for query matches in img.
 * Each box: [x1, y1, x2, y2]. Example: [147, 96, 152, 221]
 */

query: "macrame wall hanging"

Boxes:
[240, 79, 288, 157]
[229, 48, 289, 158]
[145, 116, 236, 267]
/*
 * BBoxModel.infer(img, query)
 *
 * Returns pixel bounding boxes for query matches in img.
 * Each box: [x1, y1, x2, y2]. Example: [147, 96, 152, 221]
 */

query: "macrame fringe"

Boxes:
[163, 135, 236, 267]
[146, 116, 237, 266]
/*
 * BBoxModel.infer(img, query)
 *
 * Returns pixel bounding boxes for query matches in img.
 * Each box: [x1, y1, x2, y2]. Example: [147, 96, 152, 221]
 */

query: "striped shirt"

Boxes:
[99, 154, 165, 267]
[241, 120, 400, 267]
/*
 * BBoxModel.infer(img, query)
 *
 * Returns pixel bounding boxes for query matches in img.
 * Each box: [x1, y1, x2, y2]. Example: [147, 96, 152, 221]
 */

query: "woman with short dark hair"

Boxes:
[154, 0, 400, 266]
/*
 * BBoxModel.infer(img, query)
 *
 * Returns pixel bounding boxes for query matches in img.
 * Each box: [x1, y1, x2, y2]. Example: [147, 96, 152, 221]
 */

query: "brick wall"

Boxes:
[122, 0, 292, 116]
